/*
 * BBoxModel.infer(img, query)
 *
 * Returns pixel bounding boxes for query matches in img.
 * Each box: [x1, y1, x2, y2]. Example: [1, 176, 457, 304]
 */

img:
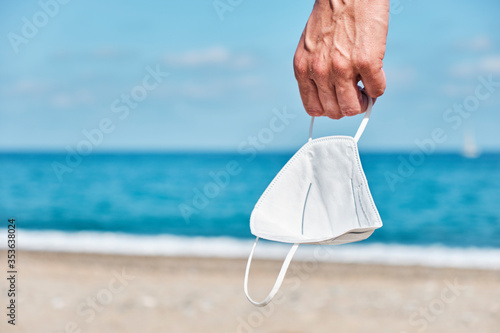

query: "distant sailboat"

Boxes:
[462, 128, 480, 159]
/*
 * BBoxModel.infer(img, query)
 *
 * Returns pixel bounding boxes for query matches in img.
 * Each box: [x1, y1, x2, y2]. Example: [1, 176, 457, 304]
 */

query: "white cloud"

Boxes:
[441, 83, 474, 98]
[92, 47, 127, 59]
[455, 35, 492, 51]
[479, 56, 500, 73]
[164, 46, 256, 69]
[449, 55, 500, 78]
[50, 47, 133, 62]
[50, 89, 95, 109]
[1, 78, 51, 95]
[384, 65, 418, 87]
[449, 63, 476, 77]
[152, 75, 264, 100]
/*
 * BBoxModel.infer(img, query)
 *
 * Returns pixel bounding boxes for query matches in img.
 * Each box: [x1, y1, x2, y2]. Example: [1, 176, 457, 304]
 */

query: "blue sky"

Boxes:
[1, 0, 499, 152]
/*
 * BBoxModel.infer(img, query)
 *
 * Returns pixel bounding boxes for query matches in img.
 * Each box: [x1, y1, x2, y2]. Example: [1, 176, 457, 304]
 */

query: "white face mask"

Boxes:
[244, 97, 383, 307]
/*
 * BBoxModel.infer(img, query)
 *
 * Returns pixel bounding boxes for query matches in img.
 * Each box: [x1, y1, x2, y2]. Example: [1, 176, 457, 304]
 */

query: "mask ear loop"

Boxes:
[307, 90, 374, 143]
[244, 237, 299, 307]
[308, 117, 315, 141]
[353, 91, 374, 143]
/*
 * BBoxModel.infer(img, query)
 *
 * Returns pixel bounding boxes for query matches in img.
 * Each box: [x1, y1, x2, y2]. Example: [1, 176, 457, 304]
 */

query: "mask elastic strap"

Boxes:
[308, 117, 315, 142]
[308, 91, 374, 143]
[244, 237, 299, 307]
[353, 94, 374, 143]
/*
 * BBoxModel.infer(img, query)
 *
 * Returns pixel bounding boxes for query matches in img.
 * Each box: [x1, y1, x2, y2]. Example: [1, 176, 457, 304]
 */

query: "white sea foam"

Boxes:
[4, 229, 500, 270]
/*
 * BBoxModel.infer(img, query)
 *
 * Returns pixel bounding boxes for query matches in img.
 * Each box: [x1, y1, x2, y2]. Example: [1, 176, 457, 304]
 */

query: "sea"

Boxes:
[1, 152, 499, 269]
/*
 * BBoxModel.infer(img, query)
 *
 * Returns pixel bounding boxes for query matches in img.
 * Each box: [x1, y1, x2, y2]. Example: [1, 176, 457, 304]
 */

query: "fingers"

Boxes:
[359, 64, 386, 98]
[294, 52, 325, 117]
[315, 80, 342, 119]
[295, 53, 378, 118]
[295, 77, 324, 117]
[334, 78, 368, 116]
[299, 74, 367, 119]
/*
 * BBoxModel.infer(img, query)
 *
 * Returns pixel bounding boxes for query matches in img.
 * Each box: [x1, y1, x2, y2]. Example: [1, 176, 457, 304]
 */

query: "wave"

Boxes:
[5, 229, 500, 270]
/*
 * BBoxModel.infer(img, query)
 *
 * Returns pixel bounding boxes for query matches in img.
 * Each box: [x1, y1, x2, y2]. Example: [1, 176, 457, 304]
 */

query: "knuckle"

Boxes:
[354, 56, 375, 72]
[293, 55, 308, 77]
[369, 82, 386, 97]
[331, 56, 351, 78]
[305, 108, 324, 117]
[321, 101, 341, 118]
[332, 63, 351, 78]
[372, 88, 385, 97]
[311, 61, 329, 78]
[354, 53, 383, 73]
[340, 105, 361, 116]
[327, 112, 344, 120]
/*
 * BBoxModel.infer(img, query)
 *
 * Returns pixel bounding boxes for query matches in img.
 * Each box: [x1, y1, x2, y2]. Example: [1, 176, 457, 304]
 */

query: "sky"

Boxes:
[1, 0, 499, 152]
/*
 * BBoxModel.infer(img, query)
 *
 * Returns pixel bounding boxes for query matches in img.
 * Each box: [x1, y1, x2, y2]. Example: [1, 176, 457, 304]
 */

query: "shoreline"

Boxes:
[6, 229, 500, 271]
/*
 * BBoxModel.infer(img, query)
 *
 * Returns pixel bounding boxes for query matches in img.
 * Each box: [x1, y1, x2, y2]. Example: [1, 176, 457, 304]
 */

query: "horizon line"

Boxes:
[0, 149, 499, 155]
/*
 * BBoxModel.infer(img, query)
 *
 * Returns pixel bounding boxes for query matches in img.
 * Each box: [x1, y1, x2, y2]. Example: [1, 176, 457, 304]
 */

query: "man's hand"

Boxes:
[293, 0, 389, 119]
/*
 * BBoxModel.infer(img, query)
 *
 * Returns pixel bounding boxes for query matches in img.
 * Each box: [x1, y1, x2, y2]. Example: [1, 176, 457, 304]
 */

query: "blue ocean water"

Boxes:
[0, 152, 499, 248]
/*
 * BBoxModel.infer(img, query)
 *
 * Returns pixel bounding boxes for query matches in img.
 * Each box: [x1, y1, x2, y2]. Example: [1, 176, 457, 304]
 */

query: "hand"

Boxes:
[293, 0, 389, 119]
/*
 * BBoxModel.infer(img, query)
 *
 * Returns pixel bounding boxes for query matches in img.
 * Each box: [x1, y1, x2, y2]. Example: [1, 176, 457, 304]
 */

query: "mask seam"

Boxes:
[301, 182, 312, 235]
[356, 183, 369, 225]
[350, 179, 362, 228]
[351, 145, 383, 226]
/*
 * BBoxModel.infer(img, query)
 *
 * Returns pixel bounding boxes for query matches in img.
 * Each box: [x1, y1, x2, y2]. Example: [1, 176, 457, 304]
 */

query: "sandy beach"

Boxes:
[1, 250, 499, 333]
